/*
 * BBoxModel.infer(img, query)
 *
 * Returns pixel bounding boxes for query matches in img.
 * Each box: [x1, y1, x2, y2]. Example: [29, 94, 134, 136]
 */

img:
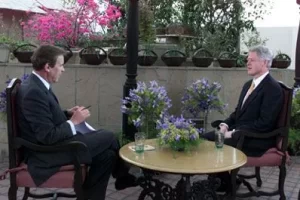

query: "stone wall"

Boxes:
[0, 63, 295, 147]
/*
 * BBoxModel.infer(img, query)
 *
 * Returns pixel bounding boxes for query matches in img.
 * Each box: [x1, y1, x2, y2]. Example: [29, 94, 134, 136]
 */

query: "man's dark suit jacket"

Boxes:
[17, 74, 114, 186]
[223, 74, 283, 157]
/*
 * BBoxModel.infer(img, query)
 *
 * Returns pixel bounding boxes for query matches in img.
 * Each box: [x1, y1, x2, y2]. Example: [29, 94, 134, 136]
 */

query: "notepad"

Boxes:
[129, 145, 156, 152]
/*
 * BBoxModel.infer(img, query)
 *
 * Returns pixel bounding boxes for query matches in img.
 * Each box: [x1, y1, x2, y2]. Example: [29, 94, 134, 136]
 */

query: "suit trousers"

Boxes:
[82, 133, 130, 200]
[202, 131, 237, 191]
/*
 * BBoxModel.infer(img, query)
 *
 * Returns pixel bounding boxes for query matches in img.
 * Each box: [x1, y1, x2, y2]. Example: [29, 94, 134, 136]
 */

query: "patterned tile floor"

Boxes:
[0, 157, 299, 200]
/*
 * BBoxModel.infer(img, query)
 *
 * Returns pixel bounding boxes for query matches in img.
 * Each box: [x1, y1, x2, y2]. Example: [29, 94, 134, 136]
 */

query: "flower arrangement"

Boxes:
[181, 78, 227, 118]
[0, 74, 30, 119]
[157, 115, 203, 151]
[121, 80, 172, 138]
[22, 0, 122, 48]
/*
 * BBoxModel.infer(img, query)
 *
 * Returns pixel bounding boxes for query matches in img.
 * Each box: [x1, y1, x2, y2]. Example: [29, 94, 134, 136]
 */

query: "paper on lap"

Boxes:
[75, 121, 95, 134]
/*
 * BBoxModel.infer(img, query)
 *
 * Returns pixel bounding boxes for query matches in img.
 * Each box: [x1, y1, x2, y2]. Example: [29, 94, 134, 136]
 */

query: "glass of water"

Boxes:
[215, 129, 225, 149]
[135, 132, 145, 153]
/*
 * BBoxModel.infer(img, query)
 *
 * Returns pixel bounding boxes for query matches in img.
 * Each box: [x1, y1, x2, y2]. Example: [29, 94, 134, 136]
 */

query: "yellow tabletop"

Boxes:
[120, 139, 247, 174]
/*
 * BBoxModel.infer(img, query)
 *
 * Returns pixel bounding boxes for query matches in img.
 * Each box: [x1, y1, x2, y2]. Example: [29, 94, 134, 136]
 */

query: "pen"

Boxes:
[83, 105, 91, 110]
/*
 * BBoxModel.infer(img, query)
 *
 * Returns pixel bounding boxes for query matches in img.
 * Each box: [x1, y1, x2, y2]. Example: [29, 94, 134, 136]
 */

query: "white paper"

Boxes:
[75, 121, 95, 134]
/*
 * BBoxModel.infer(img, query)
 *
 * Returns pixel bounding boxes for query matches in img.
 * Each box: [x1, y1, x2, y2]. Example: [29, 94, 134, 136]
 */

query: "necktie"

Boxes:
[242, 81, 255, 107]
[49, 88, 59, 103]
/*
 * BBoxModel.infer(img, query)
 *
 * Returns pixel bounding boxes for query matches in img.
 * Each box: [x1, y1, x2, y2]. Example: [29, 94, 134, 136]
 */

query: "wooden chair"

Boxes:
[2, 78, 88, 200]
[212, 82, 293, 200]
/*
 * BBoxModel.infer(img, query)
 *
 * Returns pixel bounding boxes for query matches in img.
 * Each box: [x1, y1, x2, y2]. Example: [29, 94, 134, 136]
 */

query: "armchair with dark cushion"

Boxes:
[2, 78, 88, 200]
[212, 82, 293, 200]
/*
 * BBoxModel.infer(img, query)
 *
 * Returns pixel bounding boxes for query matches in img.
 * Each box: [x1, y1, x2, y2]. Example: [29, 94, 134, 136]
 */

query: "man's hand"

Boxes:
[67, 106, 80, 116]
[219, 123, 228, 134]
[70, 106, 91, 125]
[224, 130, 234, 138]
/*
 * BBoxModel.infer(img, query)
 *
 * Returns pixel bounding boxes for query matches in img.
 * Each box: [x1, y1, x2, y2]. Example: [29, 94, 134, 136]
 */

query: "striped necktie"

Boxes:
[242, 81, 255, 107]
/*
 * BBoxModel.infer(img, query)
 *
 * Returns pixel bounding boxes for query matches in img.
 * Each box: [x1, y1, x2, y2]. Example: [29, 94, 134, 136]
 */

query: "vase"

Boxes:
[140, 120, 157, 139]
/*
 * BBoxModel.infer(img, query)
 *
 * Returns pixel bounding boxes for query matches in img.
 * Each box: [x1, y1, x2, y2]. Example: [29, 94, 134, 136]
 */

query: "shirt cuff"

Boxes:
[67, 120, 77, 135]
[220, 123, 229, 129]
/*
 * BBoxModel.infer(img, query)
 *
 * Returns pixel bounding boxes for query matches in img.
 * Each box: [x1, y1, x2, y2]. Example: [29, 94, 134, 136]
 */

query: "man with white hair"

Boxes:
[204, 45, 284, 192]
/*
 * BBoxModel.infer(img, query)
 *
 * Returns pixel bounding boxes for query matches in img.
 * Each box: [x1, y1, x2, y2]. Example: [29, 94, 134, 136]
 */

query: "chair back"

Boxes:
[6, 78, 22, 169]
[275, 82, 293, 151]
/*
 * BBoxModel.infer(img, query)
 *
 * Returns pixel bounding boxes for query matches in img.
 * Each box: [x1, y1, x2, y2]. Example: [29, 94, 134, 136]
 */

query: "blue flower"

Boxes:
[181, 78, 227, 118]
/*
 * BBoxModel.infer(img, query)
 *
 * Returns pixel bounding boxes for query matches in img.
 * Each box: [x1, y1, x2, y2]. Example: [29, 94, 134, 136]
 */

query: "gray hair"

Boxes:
[249, 45, 273, 69]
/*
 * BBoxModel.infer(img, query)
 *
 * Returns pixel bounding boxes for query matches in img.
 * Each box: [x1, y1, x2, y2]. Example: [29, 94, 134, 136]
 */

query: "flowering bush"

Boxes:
[289, 87, 300, 154]
[22, 0, 122, 47]
[121, 81, 172, 138]
[157, 115, 202, 151]
[181, 78, 227, 118]
[0, 74, 30, 119]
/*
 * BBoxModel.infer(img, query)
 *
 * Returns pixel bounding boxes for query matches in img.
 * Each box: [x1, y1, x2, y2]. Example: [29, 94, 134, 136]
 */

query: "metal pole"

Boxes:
[122, 0, 139, 140]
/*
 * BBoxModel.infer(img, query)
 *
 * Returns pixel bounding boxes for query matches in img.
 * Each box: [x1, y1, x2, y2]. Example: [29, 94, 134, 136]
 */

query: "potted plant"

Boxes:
[79, 46, 107, 65]
[271, 52, 291, 69]
[138, 46, 158, 66]
[161, 49, 186, 67]
[121, 80, 172, 139]
[0, 35, 12, 63]
[157, 115, 203, 152]
[181, 78, 227, 131]
[108, 48, 127, 65]
[192, 48, 214, 68]
[218, 51, 237, 68]
[13, 43, 37, 63]
[107, 38, 127, 65]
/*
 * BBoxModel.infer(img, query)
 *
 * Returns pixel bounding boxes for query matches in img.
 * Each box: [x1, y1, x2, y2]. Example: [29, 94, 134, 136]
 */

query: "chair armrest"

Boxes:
[234, 127, 286, 139]
[14, 137, 87, 153]
[234, 127, 287, 150]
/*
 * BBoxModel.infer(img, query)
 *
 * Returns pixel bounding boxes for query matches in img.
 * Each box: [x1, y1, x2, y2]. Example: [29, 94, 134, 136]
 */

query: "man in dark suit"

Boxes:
[203, 45, 283, 191]
[17, 45, 137, 200]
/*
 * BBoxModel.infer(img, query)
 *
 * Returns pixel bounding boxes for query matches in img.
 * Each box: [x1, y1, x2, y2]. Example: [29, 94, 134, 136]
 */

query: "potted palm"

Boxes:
[181, 78, 227, 131]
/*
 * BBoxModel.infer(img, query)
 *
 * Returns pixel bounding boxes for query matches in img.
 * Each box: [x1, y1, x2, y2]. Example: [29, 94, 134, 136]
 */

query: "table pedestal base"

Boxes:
[137, 170, 220, 200]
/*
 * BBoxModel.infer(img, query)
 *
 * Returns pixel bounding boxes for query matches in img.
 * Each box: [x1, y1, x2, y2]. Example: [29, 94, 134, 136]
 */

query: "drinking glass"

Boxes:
[215, 129, 225, 148]
[135, 132, 145, 153]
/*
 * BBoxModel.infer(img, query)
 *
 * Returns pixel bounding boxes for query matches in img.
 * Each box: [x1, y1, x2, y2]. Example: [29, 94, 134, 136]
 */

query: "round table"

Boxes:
[120, 139, 247, 200]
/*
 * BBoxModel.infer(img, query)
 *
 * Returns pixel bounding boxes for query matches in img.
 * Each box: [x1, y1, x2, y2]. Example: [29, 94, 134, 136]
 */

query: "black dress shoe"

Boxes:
[115, 174, 139, 190]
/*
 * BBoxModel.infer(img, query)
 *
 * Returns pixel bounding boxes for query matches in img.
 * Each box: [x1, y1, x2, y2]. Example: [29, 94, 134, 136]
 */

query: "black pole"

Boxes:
[295, 19, 300, 87]
[122, 0, 139, 141]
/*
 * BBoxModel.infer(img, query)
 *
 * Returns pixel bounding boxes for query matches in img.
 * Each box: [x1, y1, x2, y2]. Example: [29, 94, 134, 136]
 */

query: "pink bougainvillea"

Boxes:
[23, 0, 122, 47]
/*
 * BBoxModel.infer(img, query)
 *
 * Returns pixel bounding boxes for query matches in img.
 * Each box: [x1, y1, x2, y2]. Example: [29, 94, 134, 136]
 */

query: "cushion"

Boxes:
[16, 163, 87, 188]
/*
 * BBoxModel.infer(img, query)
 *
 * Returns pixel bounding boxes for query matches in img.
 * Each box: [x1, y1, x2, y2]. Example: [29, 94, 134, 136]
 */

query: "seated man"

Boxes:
[203, 45, 283, 191]
[16, 45, 137, 200]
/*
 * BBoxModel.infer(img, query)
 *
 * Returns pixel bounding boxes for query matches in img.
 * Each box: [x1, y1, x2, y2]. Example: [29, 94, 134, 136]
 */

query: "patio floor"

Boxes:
[0, 157, 299, 200]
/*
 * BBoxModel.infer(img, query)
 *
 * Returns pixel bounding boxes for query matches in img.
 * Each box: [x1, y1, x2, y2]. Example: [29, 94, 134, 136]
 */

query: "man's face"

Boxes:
[47, 55, 65, 83]
[247, 52, 268, 78]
